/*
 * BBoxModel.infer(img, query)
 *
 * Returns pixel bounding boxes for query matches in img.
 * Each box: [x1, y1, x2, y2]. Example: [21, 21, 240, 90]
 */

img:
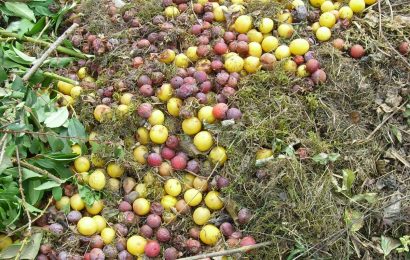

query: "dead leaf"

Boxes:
[384, 192, 401, 220]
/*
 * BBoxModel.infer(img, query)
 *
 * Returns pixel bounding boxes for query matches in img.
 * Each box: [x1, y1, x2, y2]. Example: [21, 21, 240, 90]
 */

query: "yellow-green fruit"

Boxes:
[77, 67, 88, 80]
[78, 171, 88, 184]
[148, 109, 165, 125]
[248, 42, 262, 58]
[224, 54, 244, 73]
[193, 207, 211, 225]
[256, 148, 273, 160]
[365, 0, 377, 4]
[184, 188, 203, 206]
[120, 93, 133, 105]
[160, 49, 176, 64]
[71, 144, 82, 155]
[133, 198, 150, 216]
[161, 195, 177, 210]
[174, 53, 190, 68]
[164, 6, 180, 18]
[137, 127, 150, 145]
[316, 27, 332, 41]
[93, 215, 107, 232]
[204, 191, 224, 210]
[182, 117, 202, 135]
[319, 12, 336, 28]
[258, 18, 274, 33]
[149, 125, 169, 144]
[107, 163, 124, 178]
[164, 178, 182, 197]
[74, 156, 90, 173]
[88, 170, 106, 191]
[289, 39, 310, 55]
[167, 97, 182, 117]
[234, 15, 253, 33]
[93, 105, 112, 122]
[309, 0, 326, 7]
[277, 24, 294, 38]
[213, 6, 226, 22]
[261, 36, 279, 52]
[321, 1, 335, 12]
[339, 6, 353, 19]
[157, 83, 173, 102]
[57, 81, 74, 95]
[77, 217, 97, 236]
[127, 235, 147, 256]
[0, 235, 12, 250]
[349, 0, 365, 12]
[209, 146, 227, 165]
[133, 145, 148, 164]
[101, 227, 115, 244]
[86, 199, 104, 215]
[186, 46, 199, 62]
[247, 29, 263, 43]
[135, 183, 148, 198]
[284, 60, 297, 73]
[70, 86, 82, 99]
[200, 224, 221, 245]
[55, 196, 70, 211]
[244, 56, 261, 73]
[297, 65, 310, 77]
[91, 154, 105, 168]
[70, 194, 85, 211]
[198, 106, 216, 124]
[60, 95, 74, 106]
[274, 45, 291, 60]
[193, 131, 214, 152]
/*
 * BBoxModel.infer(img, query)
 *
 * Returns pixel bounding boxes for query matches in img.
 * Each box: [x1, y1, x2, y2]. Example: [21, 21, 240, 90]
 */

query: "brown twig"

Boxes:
[7, 197, 53, 237]
[23, 23, 79, 82]
[11, 158, 63, 184]
[0, 129, 115, 146]
[177, 241, 272, 260]
[355, 100, 408, 144]
[15, 146, 32, 236]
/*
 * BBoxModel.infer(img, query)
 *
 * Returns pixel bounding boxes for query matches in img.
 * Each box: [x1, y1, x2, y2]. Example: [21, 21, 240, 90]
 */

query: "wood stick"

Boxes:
[0, 29, 88, 60]
[11, 158, 63, 184]
[177, 241, 272, 260]
[23, 23, 79, 81]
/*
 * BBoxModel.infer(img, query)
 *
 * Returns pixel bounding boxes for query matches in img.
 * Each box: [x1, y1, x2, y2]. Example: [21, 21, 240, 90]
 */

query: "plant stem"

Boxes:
[0, 30, 89, 60]
[11, 158, 63, 184]
[23, 23, 79, 81]
[177, 241, 272, 260]
[43, 72, 79, 85]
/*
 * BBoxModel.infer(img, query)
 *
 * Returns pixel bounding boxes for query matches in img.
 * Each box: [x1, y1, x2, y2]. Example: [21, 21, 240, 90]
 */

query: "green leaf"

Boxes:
[344, 209, 364, 232]
[34, 180, 60, 190]
[43, 57, 74, 68]
[68, 118, 86, 144]
[42, 152, 78, 161]
[52, 186, 62, 201]
[27, 179, 42, 205]
[27, 16, 46, 36]
[391, 125, 402, 143]
[0, 155, 12, 175]
[0, 232, 43, 259]
[12, 46, 36, 64]
[342, 169, 355, 195]
[11, 76, 25, 91]
[79, 185, 100, 207]
[312, 153, 329, 165]
[0, 67, 7, 82]
[351, 193, 377, 203]
[381, 236, 401, 256]
[47, 135, 64, 152]
[25, 203, 41, 213]
[44, 107, 69, 128]
[328, 153, 340, 162]
[5, 2, 36, 22]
